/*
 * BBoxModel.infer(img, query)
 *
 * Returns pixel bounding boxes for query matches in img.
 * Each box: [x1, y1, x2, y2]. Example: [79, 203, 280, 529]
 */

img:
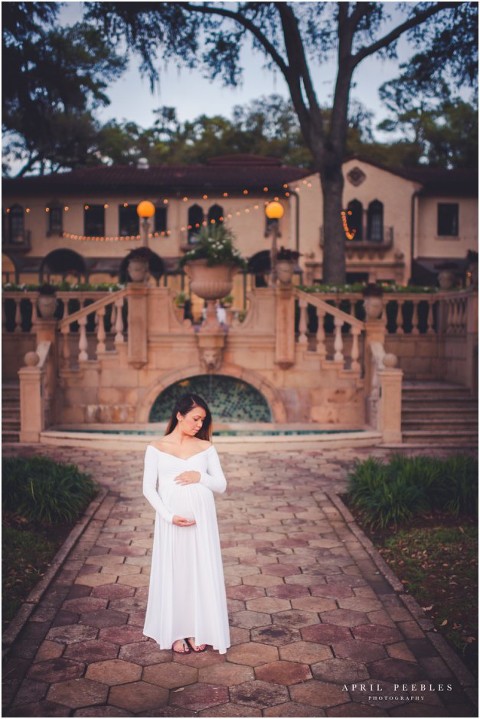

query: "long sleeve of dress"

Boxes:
[143, 447, 174, 524]
[199, 446, 227, 493]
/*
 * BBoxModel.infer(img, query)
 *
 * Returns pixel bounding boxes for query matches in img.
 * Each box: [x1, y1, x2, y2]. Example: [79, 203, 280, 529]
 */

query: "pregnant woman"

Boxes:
[142, 393, 230, 655]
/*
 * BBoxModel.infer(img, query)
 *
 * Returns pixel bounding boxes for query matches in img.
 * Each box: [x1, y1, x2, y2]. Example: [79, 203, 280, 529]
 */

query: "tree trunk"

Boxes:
[322, 170, 346, 284]
[310, 139, 346, 284]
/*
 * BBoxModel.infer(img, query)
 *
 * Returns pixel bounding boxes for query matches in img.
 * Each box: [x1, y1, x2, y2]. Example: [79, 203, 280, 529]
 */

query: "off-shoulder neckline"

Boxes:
[148, 444, 214, 461]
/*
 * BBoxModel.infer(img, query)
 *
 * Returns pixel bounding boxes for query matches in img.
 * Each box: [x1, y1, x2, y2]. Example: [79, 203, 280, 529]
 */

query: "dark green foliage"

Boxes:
[2, 525, 58, 622]
[347, 454, 478, 530]
[2, 456, 97, 525]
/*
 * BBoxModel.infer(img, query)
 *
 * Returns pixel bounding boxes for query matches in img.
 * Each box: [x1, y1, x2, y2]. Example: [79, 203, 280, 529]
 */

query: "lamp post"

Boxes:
[265, 200, 285, 285]
[137, 200, 156, 247]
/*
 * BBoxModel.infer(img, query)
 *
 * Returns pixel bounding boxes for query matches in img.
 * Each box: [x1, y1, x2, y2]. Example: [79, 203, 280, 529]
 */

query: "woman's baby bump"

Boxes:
[164, 481, 212, 520]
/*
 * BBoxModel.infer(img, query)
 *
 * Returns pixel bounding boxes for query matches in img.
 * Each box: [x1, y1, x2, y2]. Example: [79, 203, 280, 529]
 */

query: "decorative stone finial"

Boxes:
[383, 353, 398, 368]
[24, 351, 40, 367]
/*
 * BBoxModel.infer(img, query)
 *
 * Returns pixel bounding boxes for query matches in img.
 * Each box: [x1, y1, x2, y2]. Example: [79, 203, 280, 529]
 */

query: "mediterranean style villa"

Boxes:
[2, 155, 478, 450]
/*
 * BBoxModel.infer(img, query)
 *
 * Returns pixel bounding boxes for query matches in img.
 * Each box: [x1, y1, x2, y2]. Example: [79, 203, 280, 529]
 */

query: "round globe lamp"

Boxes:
[137, 200, 156, 247]
[137, 200, 156, 218]
[265, 201, 284, 285]
[265, 201, 284, 220]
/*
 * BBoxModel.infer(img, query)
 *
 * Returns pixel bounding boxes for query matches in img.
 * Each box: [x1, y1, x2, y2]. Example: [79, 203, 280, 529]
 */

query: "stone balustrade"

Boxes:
[3, 287, 473, 339]
[57, 289, 129, 367]
[295, 289, 364, 372]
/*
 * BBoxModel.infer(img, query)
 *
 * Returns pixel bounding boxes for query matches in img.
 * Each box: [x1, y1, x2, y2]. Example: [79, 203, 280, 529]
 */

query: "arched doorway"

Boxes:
[149, 374, 272, 422]
[2, 253, 18, 283]
[41, 249, 87, 283]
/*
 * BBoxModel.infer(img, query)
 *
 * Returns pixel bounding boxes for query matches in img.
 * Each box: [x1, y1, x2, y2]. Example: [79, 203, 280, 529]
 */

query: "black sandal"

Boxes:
[186, 637, 207, 652]
[172, 639, 191, 654]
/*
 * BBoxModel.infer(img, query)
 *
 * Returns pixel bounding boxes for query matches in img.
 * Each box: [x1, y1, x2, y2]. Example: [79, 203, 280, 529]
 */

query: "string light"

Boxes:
[341, 210, 356, 240]
[21, 181, 317, 243]
[62, 230, 171, 242]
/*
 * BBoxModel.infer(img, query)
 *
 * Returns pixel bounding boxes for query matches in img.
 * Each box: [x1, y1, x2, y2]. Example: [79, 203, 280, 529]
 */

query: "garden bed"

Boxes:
[2, 515, 74, 625]
[344, 453, 478, 675]
[2, 456, 97, 626]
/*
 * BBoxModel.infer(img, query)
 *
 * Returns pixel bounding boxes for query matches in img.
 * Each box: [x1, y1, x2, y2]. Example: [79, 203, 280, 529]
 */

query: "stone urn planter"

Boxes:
[185, 259, 237, 300]
[37, 284, 57, 319]
[276, 259, 295, 285]
[127, 257, 149, 282]
[437, 269, 455, 290]
[126, 247, 152, 282]
[275, 247, 300, 286]
[362, 283, 384, 320]
[185, 259, 238, 331]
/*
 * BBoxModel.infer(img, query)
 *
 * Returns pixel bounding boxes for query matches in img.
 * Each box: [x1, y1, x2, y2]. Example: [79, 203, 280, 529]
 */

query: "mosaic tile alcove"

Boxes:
[149, 375, 272, 423]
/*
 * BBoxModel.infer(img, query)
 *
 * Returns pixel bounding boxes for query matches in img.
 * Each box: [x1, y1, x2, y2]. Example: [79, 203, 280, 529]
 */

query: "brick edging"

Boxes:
[2, 486, 109, 655]
[327, 491, 477, 694]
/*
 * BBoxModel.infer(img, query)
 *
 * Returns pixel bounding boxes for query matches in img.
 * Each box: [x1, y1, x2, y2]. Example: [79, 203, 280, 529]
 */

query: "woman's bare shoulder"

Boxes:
[197, 438, 213, 449]
[147, 438, 212, 452]
[147, 438, 171, 451]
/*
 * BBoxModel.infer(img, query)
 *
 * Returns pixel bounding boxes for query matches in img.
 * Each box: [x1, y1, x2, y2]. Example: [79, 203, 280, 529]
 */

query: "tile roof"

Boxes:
[3, 156, 311, 197]
[4, 154, 477, 198]
[346, 155, 478, 197]
[399, 167, 478, 197]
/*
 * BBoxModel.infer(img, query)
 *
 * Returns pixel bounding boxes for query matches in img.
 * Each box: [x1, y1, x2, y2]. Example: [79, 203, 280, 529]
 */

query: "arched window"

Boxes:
[188, 204, 204, 243]
[208, 204, 224, 226]
[367, 200, 383, 243]
[347, 200, 363, 242]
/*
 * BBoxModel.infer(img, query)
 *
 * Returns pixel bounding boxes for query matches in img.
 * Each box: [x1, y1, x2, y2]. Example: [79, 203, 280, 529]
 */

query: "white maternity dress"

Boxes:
[142, 444, 230, 654]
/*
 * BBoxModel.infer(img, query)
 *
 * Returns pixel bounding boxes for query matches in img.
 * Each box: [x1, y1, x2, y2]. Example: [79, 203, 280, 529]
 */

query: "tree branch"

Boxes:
[182, 2, 289, 78]
[351, 2, 458, 68]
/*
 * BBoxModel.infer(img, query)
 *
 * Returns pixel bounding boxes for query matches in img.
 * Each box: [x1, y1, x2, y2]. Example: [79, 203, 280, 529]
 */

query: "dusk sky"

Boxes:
[62, 2, 412, 138]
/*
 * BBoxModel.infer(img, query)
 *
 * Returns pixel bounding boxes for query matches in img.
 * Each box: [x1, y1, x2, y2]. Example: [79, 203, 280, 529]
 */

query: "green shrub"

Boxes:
[2, 456, 97, 525]
[434, 454, 478, 516]
[347, 453, 478, 530]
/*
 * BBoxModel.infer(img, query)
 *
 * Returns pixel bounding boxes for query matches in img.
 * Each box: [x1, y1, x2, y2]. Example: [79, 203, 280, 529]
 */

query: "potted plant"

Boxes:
[37, 283, 57, 320]
[220, 294, 234, 308]
[180, 225, 245, 330]
[174, 291, 187, 308]
[126, 247, 151, 282]
[362, 282, 384, 320]
[276, 246, 301, 285]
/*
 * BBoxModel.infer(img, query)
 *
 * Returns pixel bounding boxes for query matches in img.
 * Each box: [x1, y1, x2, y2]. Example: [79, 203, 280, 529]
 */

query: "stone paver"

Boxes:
[2, 444, 477, 717]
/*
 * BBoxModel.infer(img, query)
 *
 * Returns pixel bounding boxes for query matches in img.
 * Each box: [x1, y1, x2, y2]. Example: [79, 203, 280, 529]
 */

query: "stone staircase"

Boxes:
[2, 381, 20, 443]
[401, 381, 478, 447]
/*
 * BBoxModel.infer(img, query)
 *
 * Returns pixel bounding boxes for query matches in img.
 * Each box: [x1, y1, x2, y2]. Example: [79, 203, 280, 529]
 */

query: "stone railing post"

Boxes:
[18, 351, 45, 442]
[377, 358, 404, 443]
[363, 318, 386, 397]
[275, 285, 295, 369]
[127, 284, 148, 369]
[34, 319, 58, 423]
[465, 291, 478, 393]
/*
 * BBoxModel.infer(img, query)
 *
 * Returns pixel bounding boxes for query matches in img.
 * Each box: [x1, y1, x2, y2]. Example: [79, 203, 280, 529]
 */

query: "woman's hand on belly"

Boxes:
[174, 471, 201, 485]
[172, 515, 196, 526]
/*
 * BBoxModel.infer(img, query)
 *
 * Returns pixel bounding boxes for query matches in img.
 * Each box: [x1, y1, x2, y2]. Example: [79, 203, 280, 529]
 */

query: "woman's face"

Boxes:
[178, 405, 206, 435]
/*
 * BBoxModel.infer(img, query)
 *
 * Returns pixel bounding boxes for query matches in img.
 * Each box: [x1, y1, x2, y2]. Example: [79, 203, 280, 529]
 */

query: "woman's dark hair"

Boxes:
[165, 393, 212, 440]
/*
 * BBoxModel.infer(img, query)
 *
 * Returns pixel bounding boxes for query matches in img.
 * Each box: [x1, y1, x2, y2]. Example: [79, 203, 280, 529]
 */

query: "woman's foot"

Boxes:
[186, 637, 207, 652]
[172, 639, 190, 654]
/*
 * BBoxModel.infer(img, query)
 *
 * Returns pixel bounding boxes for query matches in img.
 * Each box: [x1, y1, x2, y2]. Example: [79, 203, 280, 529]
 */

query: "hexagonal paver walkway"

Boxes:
[2, 444, 477, 717]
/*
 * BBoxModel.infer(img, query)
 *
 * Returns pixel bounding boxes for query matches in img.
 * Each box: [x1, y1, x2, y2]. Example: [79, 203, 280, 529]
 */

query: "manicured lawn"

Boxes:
[378, 519, 477, 671]
[2, 517, 72, 624]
